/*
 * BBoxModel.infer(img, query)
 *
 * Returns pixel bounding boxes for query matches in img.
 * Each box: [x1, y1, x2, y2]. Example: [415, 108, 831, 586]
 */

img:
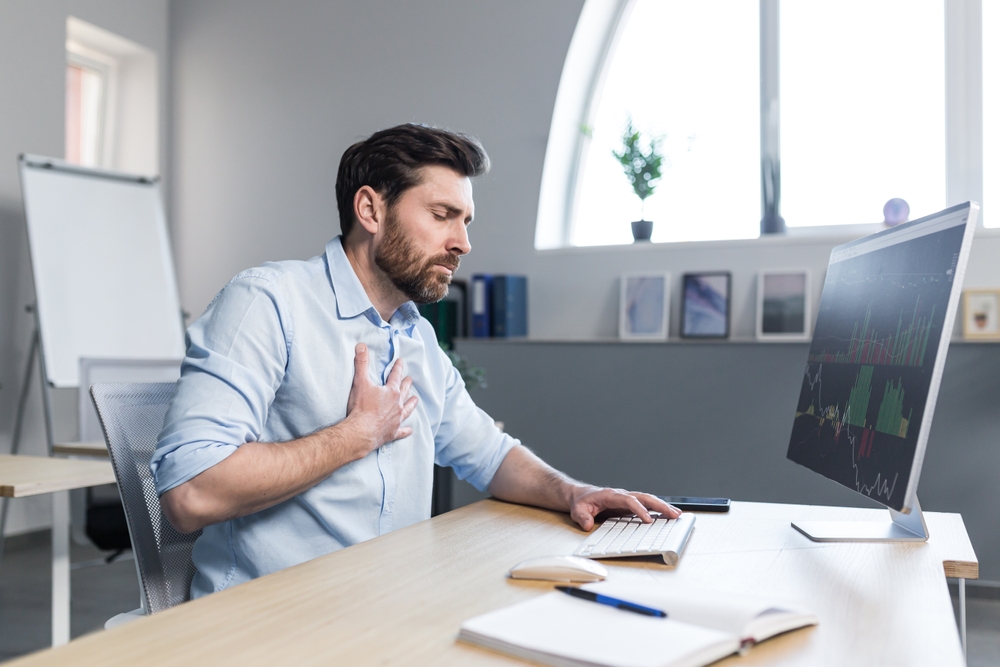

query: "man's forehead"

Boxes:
[411, 165, 474, 206]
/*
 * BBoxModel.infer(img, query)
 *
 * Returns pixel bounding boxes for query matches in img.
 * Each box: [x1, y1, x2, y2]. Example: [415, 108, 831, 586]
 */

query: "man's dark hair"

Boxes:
[336, 124, 491, 236]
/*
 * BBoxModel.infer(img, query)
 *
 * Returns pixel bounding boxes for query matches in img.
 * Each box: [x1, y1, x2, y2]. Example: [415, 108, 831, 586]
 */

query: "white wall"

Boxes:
[0, 0, 169, 535]
[526, 230, 1000, 341]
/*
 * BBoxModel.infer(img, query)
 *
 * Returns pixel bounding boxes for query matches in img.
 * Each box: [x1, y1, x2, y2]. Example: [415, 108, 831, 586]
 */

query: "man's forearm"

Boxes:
[161, 417, 371, 533]
[487, 445, 594, 512]
[162, 346, 418, 533]
[487, 444, 680, 531]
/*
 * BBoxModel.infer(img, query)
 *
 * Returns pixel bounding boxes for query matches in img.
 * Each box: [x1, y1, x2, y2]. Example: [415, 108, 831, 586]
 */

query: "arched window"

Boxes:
[538, 0, 964, 248]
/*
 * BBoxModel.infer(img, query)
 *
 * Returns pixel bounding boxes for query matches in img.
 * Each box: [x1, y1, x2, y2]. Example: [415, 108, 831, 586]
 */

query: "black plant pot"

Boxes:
[631, 220, 653, 242]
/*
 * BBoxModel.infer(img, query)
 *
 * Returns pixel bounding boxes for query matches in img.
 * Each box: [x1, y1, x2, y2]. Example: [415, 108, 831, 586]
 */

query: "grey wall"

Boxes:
[454, 339, 1000, 581]
[169, 0, 582, 317]
[0, 0, 170, 534]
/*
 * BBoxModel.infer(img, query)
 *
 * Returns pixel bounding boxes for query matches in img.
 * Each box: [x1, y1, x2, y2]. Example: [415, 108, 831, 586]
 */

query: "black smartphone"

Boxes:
[658, 496, 731, 512]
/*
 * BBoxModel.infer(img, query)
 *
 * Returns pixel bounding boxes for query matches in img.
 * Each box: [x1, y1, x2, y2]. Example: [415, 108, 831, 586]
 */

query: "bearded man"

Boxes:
[153, 124, 679, 598]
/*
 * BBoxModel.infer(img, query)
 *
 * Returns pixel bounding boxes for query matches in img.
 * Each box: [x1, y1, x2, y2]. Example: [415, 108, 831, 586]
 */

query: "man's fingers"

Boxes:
[400, 376, 413, 399]
[353, 344, 370, 385]
[401, 395, 419, 421]
[571, 506, 596, 532]
[394, 426, 413, 440]
[386, 358, 404, 388]
[634, 492, 682, 519]
[622, 494, 653, 523]
[592, 490, 652, 523]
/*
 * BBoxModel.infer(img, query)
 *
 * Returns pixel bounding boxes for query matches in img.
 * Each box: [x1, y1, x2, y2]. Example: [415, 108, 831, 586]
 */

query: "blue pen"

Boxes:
[555, 586, 667, 618]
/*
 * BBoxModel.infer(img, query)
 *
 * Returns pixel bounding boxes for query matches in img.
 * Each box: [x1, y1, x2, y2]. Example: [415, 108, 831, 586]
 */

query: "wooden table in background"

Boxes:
[0, 454, 116, 647]
[7, 498, 977, 666]
[51, 441, 108, 458]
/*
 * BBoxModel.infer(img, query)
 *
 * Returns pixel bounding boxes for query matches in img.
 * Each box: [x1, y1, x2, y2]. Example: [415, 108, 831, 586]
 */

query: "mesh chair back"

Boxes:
[91, 382, 201, 614]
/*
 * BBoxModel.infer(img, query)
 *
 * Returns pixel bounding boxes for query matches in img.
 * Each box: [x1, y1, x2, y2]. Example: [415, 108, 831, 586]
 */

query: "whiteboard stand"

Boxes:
[0, 315, 56, 566]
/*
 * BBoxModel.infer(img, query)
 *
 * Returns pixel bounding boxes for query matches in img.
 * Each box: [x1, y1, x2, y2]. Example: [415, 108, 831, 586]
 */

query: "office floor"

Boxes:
[0, 531, 998, 665]
[0, 531, 138, 662]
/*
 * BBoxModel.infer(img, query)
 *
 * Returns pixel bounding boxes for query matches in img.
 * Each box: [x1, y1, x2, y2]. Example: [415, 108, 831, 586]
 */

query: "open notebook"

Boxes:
[458, 581, 817, 667]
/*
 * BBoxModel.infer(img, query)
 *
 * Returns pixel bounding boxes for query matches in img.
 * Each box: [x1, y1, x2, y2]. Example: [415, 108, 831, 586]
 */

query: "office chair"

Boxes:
[90, 382, 201, 626]
[76, 359, 181, 555]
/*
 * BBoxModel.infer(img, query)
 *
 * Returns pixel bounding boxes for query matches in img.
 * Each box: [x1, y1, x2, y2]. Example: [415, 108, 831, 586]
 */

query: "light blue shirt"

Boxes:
[151, 237, 516, 598]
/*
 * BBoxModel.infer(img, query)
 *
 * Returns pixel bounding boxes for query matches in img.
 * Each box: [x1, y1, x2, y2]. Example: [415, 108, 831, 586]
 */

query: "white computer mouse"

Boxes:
[508, 555, 608, 582]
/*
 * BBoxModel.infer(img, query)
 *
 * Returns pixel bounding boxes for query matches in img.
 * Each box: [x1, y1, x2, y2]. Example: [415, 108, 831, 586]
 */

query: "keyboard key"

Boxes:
[606, 522, 639, 554]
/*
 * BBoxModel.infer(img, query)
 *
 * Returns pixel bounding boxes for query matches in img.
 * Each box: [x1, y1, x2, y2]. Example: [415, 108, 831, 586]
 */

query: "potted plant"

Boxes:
[613, 119, 664, 242]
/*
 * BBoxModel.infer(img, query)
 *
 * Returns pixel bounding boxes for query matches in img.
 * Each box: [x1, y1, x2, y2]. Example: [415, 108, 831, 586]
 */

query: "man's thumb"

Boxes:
[353, 343, 369, 383]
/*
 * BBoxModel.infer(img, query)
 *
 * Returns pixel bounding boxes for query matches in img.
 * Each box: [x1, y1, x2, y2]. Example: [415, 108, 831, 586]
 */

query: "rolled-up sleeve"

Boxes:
[433, 352, 517, 492]
[151, 272, 290, 495]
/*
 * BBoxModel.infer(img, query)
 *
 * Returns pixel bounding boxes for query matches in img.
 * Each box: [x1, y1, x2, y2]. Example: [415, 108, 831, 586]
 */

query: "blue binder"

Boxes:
[491, 275, 527, 337]
[471, 274, 493, 337]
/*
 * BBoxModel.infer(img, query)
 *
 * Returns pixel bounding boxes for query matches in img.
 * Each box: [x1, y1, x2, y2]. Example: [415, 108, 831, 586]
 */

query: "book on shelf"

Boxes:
[417, 300, 458, 347]
[491, 275, 527, 338]
[458, 581, 817, 667]
[471, 274, 493, 337]
[418, 278, 467, 347]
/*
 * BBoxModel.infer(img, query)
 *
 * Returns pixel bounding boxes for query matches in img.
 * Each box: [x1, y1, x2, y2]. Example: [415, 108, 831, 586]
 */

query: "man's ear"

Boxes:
[353, 186, 384, 236]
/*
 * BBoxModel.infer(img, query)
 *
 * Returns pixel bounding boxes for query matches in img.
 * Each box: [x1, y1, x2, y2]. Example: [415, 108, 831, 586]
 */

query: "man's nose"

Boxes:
[451, 223, 472, 256]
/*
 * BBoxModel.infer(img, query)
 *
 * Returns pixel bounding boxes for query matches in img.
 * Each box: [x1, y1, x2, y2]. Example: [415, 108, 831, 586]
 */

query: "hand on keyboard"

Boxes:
[568, 488, 681, 531]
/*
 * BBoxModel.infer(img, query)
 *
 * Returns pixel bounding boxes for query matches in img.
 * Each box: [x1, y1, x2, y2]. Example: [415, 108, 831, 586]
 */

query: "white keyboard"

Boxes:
[573, 513, 696, 566]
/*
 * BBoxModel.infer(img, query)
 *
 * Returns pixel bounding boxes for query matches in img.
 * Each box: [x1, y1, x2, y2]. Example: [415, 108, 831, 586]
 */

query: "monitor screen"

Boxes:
[786, 203, 977, 512]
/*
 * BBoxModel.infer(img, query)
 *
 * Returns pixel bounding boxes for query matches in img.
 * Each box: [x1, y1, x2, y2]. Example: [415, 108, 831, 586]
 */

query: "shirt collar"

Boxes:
[326, 236, 421, 327]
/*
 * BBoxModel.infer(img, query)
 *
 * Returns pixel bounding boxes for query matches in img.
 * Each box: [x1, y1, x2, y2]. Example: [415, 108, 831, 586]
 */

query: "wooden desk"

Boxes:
[0, 454, 117, 647]
[7, 499, 976, 666]
[51, 441, 108, 458]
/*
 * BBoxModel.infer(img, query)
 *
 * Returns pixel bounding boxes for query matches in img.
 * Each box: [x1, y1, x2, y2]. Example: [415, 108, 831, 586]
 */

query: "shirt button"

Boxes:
[380, 445, 387, 454]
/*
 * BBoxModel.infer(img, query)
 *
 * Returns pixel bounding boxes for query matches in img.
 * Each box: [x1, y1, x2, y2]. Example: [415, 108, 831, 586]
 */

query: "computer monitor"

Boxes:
[786, 202, 979, 542]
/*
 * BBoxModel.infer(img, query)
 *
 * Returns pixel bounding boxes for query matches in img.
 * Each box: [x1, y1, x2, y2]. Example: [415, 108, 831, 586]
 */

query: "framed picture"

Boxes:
[962, 290, 1000, 340]
[756, 270, 811, 341]
[681, 272, 731, 339]
[619, 273, 669, 340]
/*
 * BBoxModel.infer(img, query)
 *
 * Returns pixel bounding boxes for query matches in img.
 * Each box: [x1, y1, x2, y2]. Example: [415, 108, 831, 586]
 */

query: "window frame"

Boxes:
[536, 0, 986, 249]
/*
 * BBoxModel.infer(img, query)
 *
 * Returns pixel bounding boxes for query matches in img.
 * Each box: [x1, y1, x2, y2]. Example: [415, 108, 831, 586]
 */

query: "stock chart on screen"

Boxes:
[786, 212, 970, 511]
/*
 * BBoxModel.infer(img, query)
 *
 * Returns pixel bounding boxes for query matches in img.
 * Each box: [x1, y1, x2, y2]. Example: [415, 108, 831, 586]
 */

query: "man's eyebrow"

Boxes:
[429, 202, 467, 216]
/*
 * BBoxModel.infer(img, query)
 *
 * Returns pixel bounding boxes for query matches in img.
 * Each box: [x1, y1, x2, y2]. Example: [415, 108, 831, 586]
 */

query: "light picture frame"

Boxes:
[619, 273, 670, 341]
[756, 270, 811, 341]
[961, 289, 1000, 340]
[680, 271, 731, 339]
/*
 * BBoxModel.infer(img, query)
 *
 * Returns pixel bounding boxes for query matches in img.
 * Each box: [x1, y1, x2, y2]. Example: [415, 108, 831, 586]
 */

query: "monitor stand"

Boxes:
[791, 496, 928, 542]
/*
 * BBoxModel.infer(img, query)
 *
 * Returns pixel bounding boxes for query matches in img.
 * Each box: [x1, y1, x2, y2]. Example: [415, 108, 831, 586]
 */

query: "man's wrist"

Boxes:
[565, 482, 600, 510]
[322, 415, 376, 464]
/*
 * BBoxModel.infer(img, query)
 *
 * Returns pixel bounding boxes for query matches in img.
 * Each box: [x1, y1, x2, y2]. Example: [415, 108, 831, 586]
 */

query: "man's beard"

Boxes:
[374, 209, 460, 305]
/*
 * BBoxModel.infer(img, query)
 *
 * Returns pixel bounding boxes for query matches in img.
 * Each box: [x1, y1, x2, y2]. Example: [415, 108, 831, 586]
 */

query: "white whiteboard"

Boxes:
[20, 155, 185, 388]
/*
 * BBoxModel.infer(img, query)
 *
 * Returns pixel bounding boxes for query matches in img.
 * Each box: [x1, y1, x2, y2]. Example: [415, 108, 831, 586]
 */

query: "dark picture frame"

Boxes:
[680, 271, 732, 339]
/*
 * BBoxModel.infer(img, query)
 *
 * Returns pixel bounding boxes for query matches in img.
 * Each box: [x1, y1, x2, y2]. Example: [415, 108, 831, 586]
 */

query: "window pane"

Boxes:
[65, 61, 104, 167]
[780, 1, 945, 227]
[572, 0, 760, 246]
[984, 1, 1000, 227]
[65, 64, 83, 164]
